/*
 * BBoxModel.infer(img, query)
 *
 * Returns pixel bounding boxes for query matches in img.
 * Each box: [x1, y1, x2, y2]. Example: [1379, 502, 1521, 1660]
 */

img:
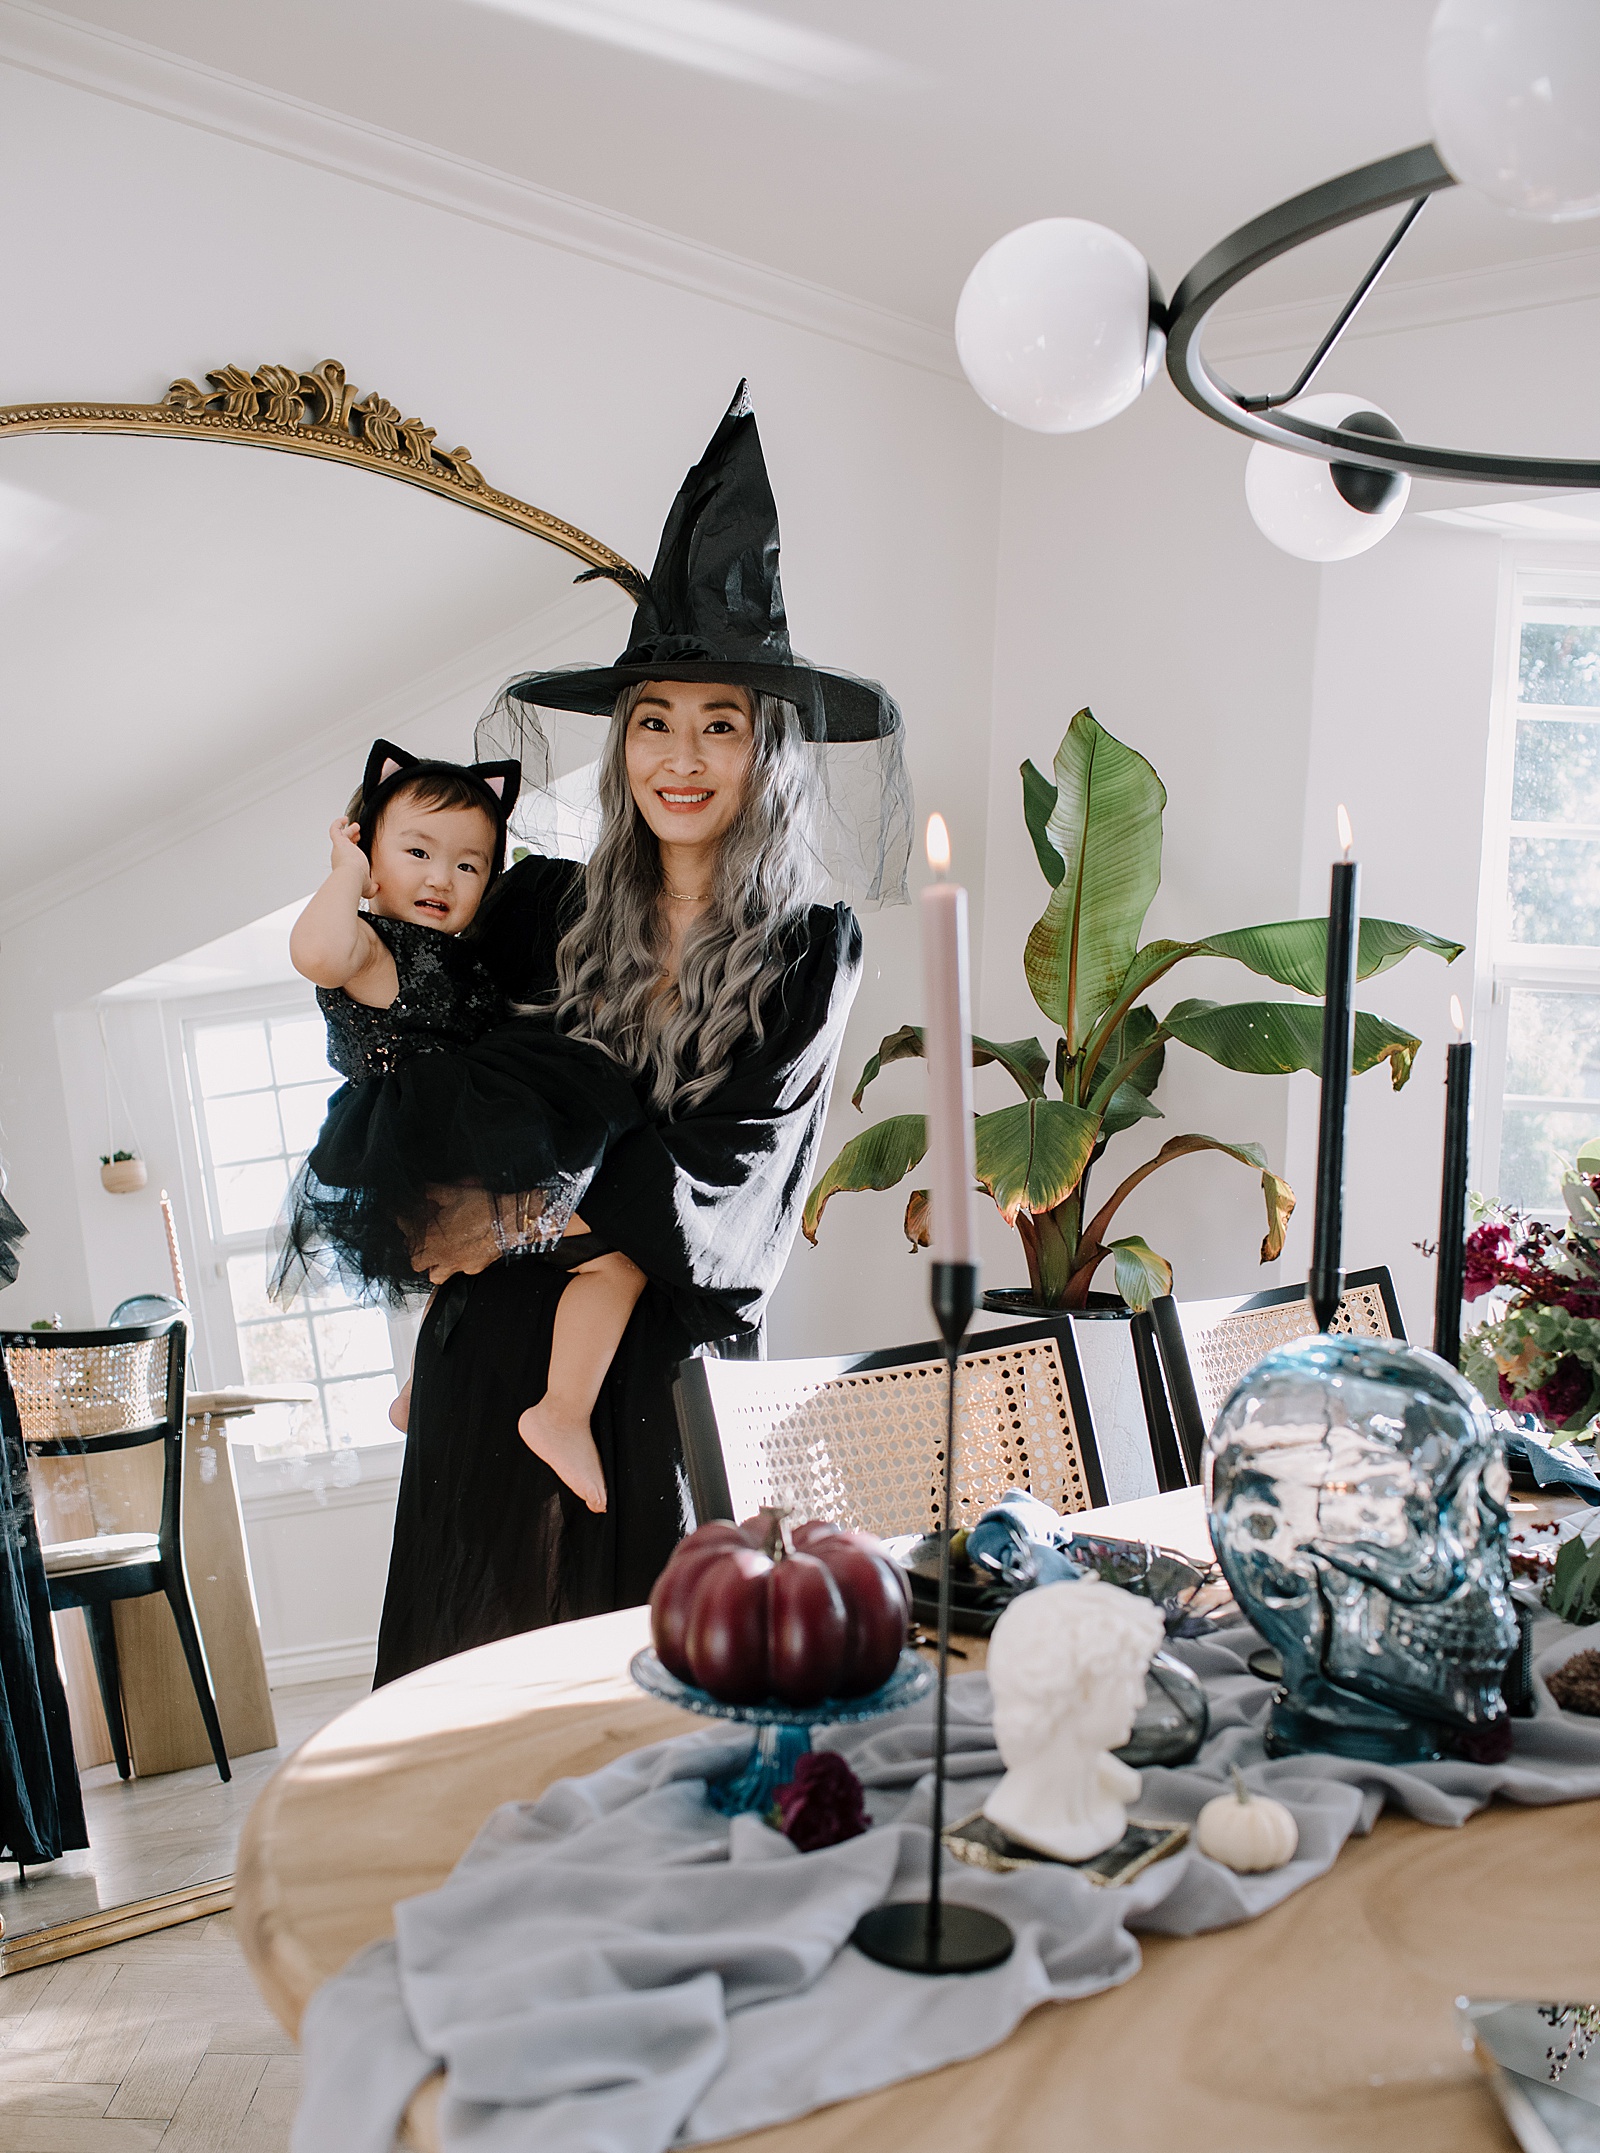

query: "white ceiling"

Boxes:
[48, 0, 1600, 329]
[0, 433, 629, 894]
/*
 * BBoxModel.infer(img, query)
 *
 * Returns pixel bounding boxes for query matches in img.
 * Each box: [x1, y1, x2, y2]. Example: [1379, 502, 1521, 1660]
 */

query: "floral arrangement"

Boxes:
[768, 1752, 869, 1852]
[1459, 1168, 1600, 1433]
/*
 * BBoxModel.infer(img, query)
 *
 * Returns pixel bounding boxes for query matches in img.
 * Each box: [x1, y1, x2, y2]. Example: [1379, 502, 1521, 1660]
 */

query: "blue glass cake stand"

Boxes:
[629, 1647, 934, 1816]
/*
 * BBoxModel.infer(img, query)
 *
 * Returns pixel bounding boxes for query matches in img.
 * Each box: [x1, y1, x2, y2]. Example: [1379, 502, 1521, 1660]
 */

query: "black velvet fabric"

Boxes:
[0, 1199, 87, 1865]
[372, 856, 862, 1683]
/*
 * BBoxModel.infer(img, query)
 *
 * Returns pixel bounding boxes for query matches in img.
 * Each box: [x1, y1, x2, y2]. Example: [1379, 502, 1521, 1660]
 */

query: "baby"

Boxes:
[285, 738, 643, 1514]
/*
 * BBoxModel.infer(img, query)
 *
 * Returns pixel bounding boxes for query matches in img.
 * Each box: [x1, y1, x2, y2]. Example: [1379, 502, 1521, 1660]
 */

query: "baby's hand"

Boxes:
[329, 818, 372, 889]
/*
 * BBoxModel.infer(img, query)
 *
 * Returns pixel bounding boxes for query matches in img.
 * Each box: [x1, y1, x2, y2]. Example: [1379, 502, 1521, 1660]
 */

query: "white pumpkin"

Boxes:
[1195, 1768, 1298, 1873]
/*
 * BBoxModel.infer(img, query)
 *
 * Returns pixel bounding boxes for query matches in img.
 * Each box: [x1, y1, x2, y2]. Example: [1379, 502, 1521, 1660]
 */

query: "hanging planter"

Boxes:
[99, 1151, 147, 1195]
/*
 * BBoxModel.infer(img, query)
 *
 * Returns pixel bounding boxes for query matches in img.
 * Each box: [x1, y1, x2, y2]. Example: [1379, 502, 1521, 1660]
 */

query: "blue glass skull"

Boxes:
[1206, 1334, 1517, 1764]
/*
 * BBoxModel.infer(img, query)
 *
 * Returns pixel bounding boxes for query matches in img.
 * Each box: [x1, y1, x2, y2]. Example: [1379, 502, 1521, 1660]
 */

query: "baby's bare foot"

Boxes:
[518, 1401, 607, 1513]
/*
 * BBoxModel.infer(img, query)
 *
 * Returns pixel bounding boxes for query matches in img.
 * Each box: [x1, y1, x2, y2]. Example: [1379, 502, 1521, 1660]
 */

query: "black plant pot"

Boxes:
[981, 1287, 1131, 1321]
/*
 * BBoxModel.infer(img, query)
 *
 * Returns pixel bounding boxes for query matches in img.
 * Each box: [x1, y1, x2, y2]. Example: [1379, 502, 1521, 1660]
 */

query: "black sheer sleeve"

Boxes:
[468, 855, 585, 1002]
[578, 904, 863, 1346]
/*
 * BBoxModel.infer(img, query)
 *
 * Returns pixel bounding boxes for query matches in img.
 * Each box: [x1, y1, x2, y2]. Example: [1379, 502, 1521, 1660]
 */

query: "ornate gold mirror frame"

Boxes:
[0, 355, 633, 576]
[0, 357, 633, 1974]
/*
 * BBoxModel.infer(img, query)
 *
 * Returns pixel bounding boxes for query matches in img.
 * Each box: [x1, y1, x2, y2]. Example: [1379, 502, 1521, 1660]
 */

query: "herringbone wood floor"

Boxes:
[0, 1912, 296, 2150]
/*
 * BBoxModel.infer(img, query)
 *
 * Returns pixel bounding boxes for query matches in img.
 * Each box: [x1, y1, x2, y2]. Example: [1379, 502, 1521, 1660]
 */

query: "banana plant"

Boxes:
[803, 708, 1463, 1311]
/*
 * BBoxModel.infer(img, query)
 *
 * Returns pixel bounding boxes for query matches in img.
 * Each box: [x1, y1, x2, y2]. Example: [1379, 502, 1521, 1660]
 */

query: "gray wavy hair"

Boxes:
[552, 683, 824, 1113]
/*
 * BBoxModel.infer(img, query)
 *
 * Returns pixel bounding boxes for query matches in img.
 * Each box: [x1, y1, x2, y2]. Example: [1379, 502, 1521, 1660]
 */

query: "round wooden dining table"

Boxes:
[234, 1488, 1600, 2152]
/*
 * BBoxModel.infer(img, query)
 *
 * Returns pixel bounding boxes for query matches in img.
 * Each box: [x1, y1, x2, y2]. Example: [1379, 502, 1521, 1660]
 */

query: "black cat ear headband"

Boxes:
[357, 738, 523, 879]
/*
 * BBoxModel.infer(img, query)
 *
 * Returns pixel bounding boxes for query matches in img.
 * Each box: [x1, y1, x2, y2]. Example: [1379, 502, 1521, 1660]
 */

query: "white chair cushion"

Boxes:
[41, 1533, 160, 1576]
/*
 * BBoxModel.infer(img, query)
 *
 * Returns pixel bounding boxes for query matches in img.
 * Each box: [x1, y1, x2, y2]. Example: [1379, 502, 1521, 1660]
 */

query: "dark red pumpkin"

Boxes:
[649, 1511, 909, 1707]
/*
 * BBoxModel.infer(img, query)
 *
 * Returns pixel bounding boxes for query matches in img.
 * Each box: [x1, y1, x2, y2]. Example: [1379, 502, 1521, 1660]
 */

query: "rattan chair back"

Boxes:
[3, 1330, 174, 1455]
[1151, 1266, 1405, 1481]
[674, 1319, 1106, 1537]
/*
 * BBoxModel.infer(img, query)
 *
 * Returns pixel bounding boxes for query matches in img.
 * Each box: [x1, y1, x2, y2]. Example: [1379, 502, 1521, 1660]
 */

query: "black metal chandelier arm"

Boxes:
[1162, 140, 1600, 490]
[1241, 193, 1430, 413]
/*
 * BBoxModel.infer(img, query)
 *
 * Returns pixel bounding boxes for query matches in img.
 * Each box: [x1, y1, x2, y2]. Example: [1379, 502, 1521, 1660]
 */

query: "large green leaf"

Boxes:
[1163, 999, 1421, 1091]
[1081, 1133, 1297, 1271]
[1021, 759, 1064, 887]
[1085, 1004, 1167, 1123]
[802, 1114, 927, 1242]
[1198, 917, 1464, 996]
[1101, 1082, 1164, 1136]
[973, 1098, 1099, 1225]
[1107, 1235, 1173, 1312]
[1023, 711, 1166, 1050]
[849, 1026, 1049, 1109]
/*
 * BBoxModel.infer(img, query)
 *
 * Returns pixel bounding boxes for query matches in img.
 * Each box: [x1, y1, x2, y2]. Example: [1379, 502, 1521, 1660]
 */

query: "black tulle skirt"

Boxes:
[274, 1020, 644, 1306]
[372, 1246, 695, 1684]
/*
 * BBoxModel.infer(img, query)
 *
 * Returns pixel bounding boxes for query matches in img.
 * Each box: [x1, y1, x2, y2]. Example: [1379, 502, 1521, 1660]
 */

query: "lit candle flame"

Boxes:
[926, 813, 951, 877]
[1336, 803, 1353, 859]
[1450, 994, 1465, 1039]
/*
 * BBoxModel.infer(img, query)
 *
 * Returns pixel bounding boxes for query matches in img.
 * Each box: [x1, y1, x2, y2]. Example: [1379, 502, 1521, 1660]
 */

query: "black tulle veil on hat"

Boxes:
[478, 382, 912, 906]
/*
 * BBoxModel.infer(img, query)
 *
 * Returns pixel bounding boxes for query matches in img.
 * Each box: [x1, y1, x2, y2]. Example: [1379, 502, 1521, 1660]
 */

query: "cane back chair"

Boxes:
[1150, 1265, 1406, 1483]
[674, 1317, 1111, 1537]
[0, 1316, 230, 1783]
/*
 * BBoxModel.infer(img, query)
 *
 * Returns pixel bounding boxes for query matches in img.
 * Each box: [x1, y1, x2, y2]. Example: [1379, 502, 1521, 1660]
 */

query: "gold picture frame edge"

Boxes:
[0, 1877, 232, 1975]
[0, 360, 636, 577]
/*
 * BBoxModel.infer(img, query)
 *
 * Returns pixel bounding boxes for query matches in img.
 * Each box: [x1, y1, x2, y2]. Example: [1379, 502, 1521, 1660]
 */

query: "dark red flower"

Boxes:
[1464, 1222, 1514, 1300]
[773, 1751, 869, 1852]
[1517, 1355, 1598, 1431]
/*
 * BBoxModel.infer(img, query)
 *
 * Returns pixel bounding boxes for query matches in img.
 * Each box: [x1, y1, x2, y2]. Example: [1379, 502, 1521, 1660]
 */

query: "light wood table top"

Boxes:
[235, 1486, 1599, 2151]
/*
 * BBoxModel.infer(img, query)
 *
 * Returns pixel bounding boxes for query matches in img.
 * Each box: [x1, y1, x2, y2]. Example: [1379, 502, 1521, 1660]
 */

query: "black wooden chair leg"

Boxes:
[83, 1602, 132, 1780]
[162, 1578, 230, 1783]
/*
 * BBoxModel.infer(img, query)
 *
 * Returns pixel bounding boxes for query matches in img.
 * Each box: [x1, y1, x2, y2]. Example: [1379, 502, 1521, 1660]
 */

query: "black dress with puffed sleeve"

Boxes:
[372, 855, 862, 1683]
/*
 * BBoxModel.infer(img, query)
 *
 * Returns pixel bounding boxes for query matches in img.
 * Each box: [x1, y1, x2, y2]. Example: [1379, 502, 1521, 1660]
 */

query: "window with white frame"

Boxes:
[182, 999, 403, 1451]
[1479, 568, 1600, 1213]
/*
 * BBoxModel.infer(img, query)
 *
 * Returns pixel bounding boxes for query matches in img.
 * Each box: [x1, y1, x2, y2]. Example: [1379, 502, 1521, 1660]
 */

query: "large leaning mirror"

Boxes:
[0, 360, 634, 1969]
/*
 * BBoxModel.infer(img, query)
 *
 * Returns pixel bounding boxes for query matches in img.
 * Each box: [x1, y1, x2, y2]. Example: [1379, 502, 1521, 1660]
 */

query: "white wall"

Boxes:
[0, 49, 1001, 1375]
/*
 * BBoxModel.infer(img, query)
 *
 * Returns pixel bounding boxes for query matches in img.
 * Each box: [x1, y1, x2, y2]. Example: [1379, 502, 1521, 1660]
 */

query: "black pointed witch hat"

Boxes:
[504, 383, 898, 745]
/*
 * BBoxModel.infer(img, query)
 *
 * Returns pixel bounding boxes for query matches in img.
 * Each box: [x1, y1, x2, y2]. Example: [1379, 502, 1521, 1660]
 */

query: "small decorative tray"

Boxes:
[629, 1647, 934, 1815]
[944, 1810, 1189, 1888]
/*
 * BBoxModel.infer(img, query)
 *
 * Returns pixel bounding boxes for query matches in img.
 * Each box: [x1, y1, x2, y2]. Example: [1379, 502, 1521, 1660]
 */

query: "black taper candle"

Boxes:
[850, 1259, 1013, 1976]
[1433, 1035, 1472, 1365]
[1310, 850, 1359, 1332]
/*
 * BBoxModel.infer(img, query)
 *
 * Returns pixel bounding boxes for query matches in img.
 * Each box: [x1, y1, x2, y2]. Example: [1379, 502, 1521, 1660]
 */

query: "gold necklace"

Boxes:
[663, 887, 710, 902]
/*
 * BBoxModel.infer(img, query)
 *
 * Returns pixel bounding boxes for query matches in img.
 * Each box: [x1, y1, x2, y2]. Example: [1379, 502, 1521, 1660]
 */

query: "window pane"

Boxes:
[1499, 1107, 1600, 1209]
[1504, 990, 1600, 1101]
[1506, 834, 1600, 944]
[225, 1251, 278, 1326]
[311, 1306, 393, 1378]
[216, 1159, 290, 1236]
[203, 1089, 284, 1167]
[236, 1316, 316, 1385]
[193, 1022, 272, 1097]
[270, 1017, 334, 1087]
[277, 1080, 336, 1154]
[1511, 717, 1600, 826]
[1519, 621, 1600, 707]
[324, 1373, 399, 1448]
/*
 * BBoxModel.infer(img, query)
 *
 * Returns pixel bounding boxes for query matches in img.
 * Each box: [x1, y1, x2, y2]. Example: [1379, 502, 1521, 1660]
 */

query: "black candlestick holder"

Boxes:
[851, 1260, 1015, 1976]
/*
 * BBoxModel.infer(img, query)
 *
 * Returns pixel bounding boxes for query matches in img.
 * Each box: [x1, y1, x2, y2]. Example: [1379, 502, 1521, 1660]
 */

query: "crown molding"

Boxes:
[0, 0, 959, 381]
[1206, 236, 1600, 364]
[0, 588, 609, 940]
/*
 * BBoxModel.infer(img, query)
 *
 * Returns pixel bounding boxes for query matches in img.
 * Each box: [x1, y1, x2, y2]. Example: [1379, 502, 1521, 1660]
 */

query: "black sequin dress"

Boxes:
[373, 857, 863, 1683]
[275, 914, 644, 1305]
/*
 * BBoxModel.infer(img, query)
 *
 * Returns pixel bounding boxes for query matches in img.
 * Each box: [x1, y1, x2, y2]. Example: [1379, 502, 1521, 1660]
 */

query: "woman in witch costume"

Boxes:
[373, 382, 911, 1682]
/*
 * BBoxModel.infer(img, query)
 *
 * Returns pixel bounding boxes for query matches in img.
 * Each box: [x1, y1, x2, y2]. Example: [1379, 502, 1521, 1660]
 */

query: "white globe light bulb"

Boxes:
[1427, 0, 1600, 221]
[955, 218, 1160, 434]
[1243, 394, 1411, 563]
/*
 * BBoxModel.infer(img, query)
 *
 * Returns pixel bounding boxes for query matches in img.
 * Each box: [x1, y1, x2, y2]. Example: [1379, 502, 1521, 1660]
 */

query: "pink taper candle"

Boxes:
[921, 814, 978, 1265]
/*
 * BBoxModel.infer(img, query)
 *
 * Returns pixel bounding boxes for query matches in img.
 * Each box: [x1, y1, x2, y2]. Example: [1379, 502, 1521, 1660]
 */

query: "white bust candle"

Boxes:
[921, 813, 977, 1266]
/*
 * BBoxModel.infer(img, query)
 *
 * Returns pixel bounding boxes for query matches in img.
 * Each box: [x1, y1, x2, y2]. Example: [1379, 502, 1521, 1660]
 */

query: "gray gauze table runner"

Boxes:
[291, 1620, 1600, 2153]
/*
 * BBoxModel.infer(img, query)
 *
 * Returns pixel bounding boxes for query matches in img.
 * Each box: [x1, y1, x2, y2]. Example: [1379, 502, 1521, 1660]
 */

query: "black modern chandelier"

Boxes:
[956, 0, 1600, 560]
